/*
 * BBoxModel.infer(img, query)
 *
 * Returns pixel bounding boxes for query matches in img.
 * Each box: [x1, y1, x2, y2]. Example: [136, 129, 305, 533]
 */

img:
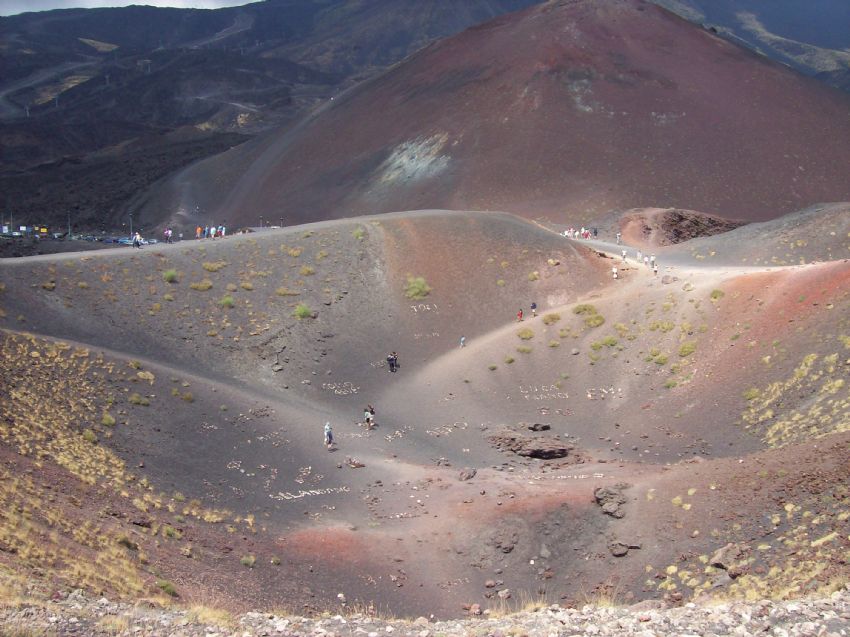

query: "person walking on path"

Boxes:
[324, 422, 334, 450]
[196, 226, 202, 240]
[612, 266, 618, 280]
[133, 231, 142, 249]
[616, 232, 621, 245]
[517, 309, 523, 322]
[364, 405, 376, 429]
[531, 302, 537, 318]
[621, 249, 627, 262]
[387, 352, 399, 372]
[459, 336, 466, 348]
[653, 263, 659, 276]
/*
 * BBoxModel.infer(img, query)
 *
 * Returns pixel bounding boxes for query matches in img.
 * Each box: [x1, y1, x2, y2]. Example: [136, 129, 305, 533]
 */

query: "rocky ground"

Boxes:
[0, 209, 848, 620]
[1, 586, 848, 636]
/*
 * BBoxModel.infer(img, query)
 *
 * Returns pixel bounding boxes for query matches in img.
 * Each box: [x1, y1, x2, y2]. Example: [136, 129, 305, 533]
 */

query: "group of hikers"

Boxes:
[324, 354, 399, 449]
[617, 249, 659, 277]
[324, 403, 377, 449]
[562, 226, 598, 239]
[195, 225, 227, 239]
[516, 301, 537, 322]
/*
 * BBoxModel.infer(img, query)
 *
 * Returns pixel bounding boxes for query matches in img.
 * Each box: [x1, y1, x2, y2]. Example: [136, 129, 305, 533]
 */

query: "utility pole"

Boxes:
[67, 211, 71, 237]
[129, 212, 133, 237]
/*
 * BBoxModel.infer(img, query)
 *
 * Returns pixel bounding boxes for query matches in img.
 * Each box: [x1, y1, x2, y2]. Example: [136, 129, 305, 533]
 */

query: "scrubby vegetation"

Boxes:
[404, 275, 432, 300]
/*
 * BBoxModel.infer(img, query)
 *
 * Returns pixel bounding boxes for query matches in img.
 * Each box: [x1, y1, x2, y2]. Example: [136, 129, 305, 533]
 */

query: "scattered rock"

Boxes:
[527, 423, 551, 432]
[488, 430, 583, 460]
[609, 542, 630, 557]
[594, 483, 630, 519]
[458, 468, 477, 481]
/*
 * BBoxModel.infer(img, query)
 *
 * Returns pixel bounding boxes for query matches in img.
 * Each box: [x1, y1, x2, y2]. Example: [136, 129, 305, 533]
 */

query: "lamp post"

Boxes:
[129, 212, 133, 238]
[259, 215, 263, 228]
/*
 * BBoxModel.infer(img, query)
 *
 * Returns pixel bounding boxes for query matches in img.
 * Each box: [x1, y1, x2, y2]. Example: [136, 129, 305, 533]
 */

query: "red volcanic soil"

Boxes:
[1, 209, 848, 617]
[595, 207, 748, 251]
[148, 0, 850, 231]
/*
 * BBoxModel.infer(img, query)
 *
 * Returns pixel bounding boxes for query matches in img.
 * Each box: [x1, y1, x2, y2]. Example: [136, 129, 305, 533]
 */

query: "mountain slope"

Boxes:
[150, 0, 850, 230]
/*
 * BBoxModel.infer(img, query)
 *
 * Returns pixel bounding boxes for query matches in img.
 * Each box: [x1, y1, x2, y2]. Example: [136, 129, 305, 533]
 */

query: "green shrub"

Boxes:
[664, 379, 678, 389]
[352, 227, 365, 240]
[504, 356, 515, 364]
[162, 525, 182, 539]
[649, 320, 675, 333]
[189, 279, 213, 291]
[156, 580, 177, 596]
[162, 269, 178, 283]
[601, 336, 618, 347]
[163, 293, 174, 302]
[82, 429, 97, 443]
[300, 265, 315, 276]
[202, 261, 227, 272]
[584, 314, 605, 328]
[287, 247, 303, 257]
[743, 388, 761, 401]
[219, 295, 235, 308]
[517, 328, 534, 340]
[488, 364, 498, 371]
[653, 354, 668, 365]
[710, 289, 725, 301]
[573, 304, 597, 315]
[240, 281, 253, 291]
[101, 413, 116, 427]
[678, 341, 696, 357]
[548, 340, 560, 348]
[542, 313, 561, 325]
[275, 287, 299, 296]
[240, 554, 256, 568]
[404, 275, 432, 300]
[516, 346, 533, 354]
[293, 303, 313, 319]
[496, 279, 506, 287]
[128, 392, 150, 406]
[528, 271, 540, 281]
[181, 392, 194, 403]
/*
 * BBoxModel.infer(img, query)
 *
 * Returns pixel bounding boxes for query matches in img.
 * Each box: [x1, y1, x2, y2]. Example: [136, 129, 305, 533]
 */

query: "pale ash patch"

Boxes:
[374, 133, 451, 185]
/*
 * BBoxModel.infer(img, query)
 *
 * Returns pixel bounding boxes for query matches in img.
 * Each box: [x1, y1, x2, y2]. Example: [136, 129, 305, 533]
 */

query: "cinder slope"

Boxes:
[1, 209, 848, 617]
[151, 0, 850, 230]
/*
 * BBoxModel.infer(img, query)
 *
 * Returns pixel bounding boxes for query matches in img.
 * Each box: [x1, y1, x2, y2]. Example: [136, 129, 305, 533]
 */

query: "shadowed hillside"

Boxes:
[0, 0, 540, 230]
[1, 208, 848, 617]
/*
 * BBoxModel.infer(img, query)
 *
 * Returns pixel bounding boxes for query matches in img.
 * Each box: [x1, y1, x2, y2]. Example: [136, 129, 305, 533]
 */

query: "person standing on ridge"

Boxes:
[531, 302, 537, 318]
[459, 336, 466, 348]
[517, 309, 523, 322]
[324, 422, 334, 450]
